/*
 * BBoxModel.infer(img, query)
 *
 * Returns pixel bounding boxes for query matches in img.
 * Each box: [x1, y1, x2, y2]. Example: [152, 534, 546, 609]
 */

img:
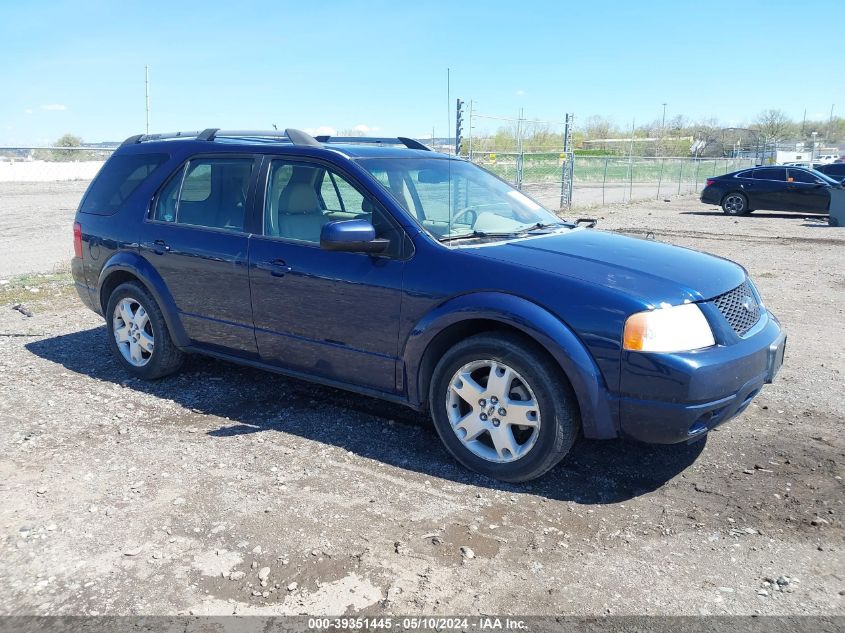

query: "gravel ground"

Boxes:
[0, 196, 843, 616]
[0, 181, 89, 278]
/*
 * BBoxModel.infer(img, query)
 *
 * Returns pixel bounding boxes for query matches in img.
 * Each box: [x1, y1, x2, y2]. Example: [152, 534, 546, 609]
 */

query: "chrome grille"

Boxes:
[713, 280, 761, 337]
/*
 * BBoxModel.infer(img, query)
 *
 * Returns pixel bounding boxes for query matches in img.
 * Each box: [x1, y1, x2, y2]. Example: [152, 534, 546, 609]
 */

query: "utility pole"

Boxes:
[468, 100, 474, 161]
[829, 104, 836, 143]
[144, 65, 150, 135]
[660, 103, 667, 157]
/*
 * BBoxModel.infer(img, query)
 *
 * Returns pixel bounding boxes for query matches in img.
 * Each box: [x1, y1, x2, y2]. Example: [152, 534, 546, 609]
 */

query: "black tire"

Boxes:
[105, 281, 184, 380]
[721, 192, 749, 215]
[428, 332, 578, 482]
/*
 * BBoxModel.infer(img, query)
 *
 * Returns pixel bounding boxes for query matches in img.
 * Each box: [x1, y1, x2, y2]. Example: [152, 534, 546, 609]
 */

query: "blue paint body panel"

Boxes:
[71, 136, 786, 445]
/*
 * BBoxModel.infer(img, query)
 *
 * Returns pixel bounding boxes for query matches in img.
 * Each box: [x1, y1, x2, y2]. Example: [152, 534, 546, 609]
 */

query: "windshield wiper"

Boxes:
[438, 230, 515, 242]
[510, 221, 569, 236]
[439, 222, 571, 243]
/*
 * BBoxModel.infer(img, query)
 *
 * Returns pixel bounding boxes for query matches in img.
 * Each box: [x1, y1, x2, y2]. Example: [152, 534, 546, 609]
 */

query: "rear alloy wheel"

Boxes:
[722, 192, 749, 215]
[429, 333, 578, 482]
[106, 282, 184, 379]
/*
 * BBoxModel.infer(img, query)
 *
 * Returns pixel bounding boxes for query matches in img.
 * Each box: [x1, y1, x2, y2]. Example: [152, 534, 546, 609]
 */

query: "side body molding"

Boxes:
[96, 251, 191, 348]
[403, 292, 618, 439]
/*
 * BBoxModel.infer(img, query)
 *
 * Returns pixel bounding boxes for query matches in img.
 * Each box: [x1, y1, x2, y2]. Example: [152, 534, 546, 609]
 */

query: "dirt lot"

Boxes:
[0, 196, 843, 616]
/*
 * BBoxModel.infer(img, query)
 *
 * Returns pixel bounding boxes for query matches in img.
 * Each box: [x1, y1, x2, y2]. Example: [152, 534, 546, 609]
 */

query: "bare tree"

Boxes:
[753, 109, 794, 143]
[582, 115, 617, 140]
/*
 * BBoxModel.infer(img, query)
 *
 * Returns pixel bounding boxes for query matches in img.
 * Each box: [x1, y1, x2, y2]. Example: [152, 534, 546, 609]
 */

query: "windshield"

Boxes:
[357, 157, 567, 241]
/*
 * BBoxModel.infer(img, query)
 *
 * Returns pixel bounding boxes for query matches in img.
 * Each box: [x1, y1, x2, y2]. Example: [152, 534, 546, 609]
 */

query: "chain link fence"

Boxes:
[467, 151, 753, 211]
[461, 110, 756, 210]
[0, 145, 753, 211]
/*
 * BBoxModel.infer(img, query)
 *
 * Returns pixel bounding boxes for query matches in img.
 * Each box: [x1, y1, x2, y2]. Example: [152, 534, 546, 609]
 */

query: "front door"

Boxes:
[248, 158, 407, 393]
[140, 155, 260, 355]
[785, 168, 831, 213]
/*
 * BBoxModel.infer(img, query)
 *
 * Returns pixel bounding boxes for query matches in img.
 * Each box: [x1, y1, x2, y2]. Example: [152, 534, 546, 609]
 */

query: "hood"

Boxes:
[465, 228, 746, 306]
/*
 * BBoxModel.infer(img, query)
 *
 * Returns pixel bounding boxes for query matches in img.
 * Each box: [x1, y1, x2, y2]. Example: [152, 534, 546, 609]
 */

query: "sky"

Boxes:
[1, 0, 842, 145]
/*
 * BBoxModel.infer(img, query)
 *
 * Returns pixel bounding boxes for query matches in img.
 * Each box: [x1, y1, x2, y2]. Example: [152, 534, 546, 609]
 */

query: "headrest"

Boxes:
[283, 183, 321, 215]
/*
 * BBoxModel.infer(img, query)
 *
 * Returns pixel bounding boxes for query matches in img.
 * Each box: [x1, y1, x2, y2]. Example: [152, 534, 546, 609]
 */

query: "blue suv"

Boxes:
[71, 128, 787, 482]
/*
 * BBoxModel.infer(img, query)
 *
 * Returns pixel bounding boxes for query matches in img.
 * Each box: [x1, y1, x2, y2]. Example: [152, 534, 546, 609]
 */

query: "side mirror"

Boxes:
[320, 219, 388, 254]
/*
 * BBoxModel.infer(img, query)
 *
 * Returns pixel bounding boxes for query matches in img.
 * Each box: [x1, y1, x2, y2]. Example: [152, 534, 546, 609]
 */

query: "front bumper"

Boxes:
[616, 311, 785, 444]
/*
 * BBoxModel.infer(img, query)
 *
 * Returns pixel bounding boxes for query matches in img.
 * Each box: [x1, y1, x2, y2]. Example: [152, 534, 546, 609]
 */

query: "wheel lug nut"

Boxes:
[490, 396, 498, 404]
[480, 413, 488, 421]
[478, 399, 486, 407]
[492, 418, 500, 427]
[498, 408, 507, 416]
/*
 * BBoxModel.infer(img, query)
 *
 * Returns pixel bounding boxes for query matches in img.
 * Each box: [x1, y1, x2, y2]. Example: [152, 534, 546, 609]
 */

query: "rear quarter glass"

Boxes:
[79, 153, 169, 215]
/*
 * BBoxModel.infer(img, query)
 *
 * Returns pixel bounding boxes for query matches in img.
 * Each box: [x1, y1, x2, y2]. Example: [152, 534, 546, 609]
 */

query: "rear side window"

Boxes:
[153, 158, 255, 232]
[754, 167, 787, 181]
[79, 153, 168, 215]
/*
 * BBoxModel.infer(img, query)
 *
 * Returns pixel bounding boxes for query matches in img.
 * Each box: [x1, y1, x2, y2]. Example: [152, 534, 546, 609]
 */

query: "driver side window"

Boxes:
[264, 160, 404, 256]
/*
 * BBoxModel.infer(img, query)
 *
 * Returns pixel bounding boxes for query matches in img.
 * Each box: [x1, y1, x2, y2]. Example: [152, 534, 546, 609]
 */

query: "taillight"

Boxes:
[73, 222, 83, 258]
[705, 178, 715, 187]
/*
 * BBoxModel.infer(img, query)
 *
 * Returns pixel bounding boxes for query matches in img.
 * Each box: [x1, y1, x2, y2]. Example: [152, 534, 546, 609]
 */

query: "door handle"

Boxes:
[142, 239, 171, 255]
[256, 258, 292, 277]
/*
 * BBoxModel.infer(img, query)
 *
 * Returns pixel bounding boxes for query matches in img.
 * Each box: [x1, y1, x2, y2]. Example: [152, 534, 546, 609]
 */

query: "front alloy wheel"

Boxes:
[429, 333, 578, 482]
[447, 360, 541, 463]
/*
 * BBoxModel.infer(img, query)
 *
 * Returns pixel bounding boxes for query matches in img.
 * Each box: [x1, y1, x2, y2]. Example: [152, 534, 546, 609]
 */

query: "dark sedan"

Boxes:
[700, 166, 842, 215]
[816, 162, 845, 182]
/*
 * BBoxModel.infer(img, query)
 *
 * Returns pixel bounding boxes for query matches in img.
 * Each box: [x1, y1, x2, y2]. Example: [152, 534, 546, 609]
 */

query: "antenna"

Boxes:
[144, 65, 150, 135]
[447, 68, 452, 239]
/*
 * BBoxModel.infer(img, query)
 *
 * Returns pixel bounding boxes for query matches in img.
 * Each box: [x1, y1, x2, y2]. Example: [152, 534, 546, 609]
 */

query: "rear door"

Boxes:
[751, 167, 788, 211]
[785, 168, 831, 213]
[140, 155, 260, 355]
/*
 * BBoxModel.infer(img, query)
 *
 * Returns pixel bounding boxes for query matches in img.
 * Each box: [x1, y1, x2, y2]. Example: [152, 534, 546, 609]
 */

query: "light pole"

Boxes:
[811, 131, 818, 164]
[145, 65, 150, 135]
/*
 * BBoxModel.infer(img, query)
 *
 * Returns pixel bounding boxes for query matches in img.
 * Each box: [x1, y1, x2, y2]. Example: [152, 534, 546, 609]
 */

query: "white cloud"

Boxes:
[41, 104, 67, 111]
[515, 89, 525, 96]
[352, 124, 379, 134]
[304, 125, 337, 137]
[24, 108, 33, 115]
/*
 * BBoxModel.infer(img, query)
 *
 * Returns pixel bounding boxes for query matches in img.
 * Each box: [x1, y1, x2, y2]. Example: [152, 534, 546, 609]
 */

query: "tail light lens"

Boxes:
[73, 222, 83, 258]
[705, 178, 715, 187]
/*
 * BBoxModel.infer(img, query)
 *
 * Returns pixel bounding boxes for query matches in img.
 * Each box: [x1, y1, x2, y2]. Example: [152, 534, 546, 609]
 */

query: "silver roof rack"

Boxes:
[121, 129, 429, 151]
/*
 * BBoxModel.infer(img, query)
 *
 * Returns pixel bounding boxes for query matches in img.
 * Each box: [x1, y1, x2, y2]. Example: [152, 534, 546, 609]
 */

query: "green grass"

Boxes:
[477, 156, 754, 185]
[1, 271, 76, 307]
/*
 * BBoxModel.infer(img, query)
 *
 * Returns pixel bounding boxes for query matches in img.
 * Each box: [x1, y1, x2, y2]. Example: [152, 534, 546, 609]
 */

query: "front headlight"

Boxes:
[623, 303, 715, 352]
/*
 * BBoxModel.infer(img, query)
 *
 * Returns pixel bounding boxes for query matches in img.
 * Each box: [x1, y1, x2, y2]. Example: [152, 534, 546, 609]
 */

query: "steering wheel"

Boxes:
[451, 206, 478, 226]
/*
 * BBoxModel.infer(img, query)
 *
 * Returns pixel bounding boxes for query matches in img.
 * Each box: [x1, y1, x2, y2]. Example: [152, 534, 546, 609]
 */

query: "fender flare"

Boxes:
[403, 292, 618, 440]
[97, 252, 190, 347]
